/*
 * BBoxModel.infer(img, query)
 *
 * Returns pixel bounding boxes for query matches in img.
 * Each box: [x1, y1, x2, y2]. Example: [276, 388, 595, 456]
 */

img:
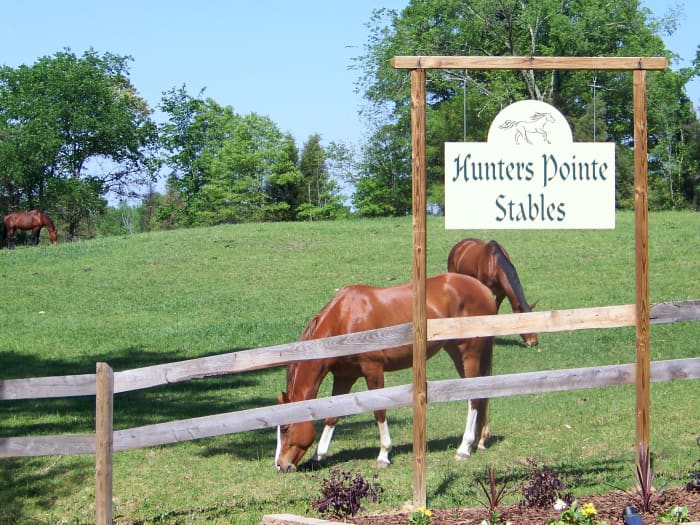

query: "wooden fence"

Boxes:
[1, 300, 699, 524]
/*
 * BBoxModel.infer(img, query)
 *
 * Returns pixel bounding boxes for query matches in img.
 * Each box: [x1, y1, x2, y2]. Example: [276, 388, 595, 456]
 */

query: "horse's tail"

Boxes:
[488, 240, 532, 313]
[0, 222, 5, 249]
[498, 120, 518, 130]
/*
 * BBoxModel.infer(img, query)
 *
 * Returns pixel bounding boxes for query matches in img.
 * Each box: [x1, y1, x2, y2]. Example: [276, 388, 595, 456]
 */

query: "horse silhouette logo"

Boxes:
[499, 112, 556, 145]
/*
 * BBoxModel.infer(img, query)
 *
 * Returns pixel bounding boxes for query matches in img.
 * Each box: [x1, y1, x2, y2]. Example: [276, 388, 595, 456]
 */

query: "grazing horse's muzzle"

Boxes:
[276, 462, 297, 473]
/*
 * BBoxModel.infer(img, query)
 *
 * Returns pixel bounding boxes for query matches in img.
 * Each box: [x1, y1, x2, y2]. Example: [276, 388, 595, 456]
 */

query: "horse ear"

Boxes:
[530, 301, 539, 310]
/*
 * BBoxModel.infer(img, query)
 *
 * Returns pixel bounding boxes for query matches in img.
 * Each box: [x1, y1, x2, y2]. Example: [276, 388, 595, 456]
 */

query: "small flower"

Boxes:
[554, 498, 568, 511]
[408, 506, 433, 525]
[581, 502, 597, 518]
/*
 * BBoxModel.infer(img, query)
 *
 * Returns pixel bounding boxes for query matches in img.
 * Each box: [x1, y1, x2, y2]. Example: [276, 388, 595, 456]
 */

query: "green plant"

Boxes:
[547, 500, 608, 525]
[659, 505, 690, 523]
[408, 506, 433, 525]
[520, 457, 574, 509]
[310, 468, 382, 520]
[634, 444, 656, 512]
[475, 466, 513, 524]
[479, 509, 512, 525]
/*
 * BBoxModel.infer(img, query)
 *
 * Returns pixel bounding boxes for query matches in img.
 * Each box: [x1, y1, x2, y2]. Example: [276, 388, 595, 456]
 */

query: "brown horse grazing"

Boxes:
[275, 273, 497, 472]
[447, 238, 538, 347]
[2, 210, 57, 249]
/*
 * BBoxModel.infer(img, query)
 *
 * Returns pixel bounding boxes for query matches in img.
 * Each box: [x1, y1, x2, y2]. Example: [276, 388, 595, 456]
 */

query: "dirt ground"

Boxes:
[353, 486, 700, 525]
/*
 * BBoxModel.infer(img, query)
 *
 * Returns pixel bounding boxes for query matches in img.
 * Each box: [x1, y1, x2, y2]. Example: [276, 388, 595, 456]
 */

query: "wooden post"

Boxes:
[411, 67, 428, 510]
[633, 70, 651, 466]
[96, 362, 114, 525]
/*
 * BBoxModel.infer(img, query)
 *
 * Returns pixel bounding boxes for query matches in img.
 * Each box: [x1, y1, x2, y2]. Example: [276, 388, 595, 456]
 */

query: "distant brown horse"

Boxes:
[448, 238, 538, 347]
[2, 210, 57, 249]
[275, 273, 497, 472]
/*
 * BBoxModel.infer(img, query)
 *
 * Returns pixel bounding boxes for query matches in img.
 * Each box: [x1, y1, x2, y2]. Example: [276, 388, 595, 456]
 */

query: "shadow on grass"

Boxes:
[0, 455, 93, 525]
[1, 345, 284, 438]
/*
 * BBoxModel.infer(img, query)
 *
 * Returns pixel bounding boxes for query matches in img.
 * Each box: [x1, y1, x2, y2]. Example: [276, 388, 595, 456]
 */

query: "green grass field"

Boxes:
[1, 211, 699, 524]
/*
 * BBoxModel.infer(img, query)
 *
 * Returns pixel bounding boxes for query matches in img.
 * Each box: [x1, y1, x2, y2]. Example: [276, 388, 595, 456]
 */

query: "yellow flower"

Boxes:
[581, 502, 597, 518]
[417, 506, 433, 517]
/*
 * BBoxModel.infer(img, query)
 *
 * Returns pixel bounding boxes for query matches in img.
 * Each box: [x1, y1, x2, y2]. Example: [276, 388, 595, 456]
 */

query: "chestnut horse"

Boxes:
[2, 210, 57, 249]
[275, 273, 496, 472]
[448, 238, 538, 347]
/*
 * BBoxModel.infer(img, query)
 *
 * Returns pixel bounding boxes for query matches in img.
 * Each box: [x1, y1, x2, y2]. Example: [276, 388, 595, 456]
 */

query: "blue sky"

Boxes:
[1, 1, 697, 149]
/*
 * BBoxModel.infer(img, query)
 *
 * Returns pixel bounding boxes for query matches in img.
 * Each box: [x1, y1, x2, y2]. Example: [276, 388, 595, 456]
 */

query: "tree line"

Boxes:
[1, 0, 699, 239]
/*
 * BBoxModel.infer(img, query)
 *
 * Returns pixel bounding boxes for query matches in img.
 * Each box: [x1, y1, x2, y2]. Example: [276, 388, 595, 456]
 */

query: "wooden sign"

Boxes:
[445, 100, 615, 229]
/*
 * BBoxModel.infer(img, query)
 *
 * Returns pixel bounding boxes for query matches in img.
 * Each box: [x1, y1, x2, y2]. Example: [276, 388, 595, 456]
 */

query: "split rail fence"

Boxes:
[1, 300, 700, 524]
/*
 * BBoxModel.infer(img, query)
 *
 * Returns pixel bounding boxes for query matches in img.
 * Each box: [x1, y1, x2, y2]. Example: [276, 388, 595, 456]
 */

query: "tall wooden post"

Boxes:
[411, 67, 428, 509]
[633, 69, 651, 467]
[96, 362, 114, 525]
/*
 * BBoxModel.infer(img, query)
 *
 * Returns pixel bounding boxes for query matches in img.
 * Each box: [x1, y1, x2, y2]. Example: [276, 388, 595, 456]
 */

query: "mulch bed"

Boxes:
[353, 486, 700, 524]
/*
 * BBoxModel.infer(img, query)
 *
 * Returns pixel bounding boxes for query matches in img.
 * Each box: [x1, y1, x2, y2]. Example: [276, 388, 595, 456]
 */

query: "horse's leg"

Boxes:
[445, 340, 493, 460]
[31, 227, 40, 245]
[495, 292, 506, 312]
[362, 367, 392, 466]
[312, 375, 357, 462]
[8, 228, 15, 249]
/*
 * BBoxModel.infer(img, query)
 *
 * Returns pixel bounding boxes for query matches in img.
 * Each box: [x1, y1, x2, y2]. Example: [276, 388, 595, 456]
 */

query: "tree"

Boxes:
[354, 0, 699, 212]
[158, 88, 306, 225]
[297, 134, 347, 220]
[354, 124, 411, 217]
[0, 49, 158, 229]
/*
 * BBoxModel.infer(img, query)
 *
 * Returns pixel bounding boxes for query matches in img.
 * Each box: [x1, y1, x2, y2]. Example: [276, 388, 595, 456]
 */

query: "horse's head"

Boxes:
[48, 229, 57, 244]
[275, 392, 316, 472]
[520, 301, 539, 347]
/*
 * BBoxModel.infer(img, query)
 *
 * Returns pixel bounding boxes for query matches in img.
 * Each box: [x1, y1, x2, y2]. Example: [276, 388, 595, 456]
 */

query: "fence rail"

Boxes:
[3, 300, 698, 402]
[1, 299, 699, 459]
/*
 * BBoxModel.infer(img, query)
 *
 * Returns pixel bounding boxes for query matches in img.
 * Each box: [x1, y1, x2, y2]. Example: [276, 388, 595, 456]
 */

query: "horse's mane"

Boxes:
[299, 313, 321, 341]
[41, 212, 56, 230]
[287, 292, 341, 392]
[487, 240, 532, 312]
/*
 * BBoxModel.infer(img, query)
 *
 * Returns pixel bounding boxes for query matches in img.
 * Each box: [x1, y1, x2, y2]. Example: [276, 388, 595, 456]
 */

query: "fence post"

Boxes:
[410, 66, 428, 510]
[95, 362, 114, 525]
[633, 69, 651, 471]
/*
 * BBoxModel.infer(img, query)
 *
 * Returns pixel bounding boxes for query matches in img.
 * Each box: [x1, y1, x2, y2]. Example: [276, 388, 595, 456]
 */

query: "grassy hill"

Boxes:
[1, 212, 699, 524]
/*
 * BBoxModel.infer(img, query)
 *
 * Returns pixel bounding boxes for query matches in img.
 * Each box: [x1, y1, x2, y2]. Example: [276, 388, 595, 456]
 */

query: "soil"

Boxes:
[353, 486, 700, 525]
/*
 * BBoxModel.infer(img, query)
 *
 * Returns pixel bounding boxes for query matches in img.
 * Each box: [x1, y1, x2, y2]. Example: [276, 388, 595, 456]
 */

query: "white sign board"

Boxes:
[445, 100, 615, 229]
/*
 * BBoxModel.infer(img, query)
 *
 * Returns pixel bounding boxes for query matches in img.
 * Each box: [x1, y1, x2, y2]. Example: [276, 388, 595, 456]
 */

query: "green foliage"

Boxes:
[659, 505, 690, 523]
[547, 500, 608, 525]
[310, 468, 382, 519]
[354, 0, 700, 213]
[158, 88, 347, 226]
[0, 49, 157, 214]
[409, 506, 433, 525]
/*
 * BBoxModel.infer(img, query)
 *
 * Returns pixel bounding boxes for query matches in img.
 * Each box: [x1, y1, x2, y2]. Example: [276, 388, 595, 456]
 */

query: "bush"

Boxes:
[520, 457, 574, 509]
[310, 468, 382, 520]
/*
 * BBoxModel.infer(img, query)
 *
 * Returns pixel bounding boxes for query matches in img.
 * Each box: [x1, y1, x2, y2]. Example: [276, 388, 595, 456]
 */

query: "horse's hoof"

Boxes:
[376, 459, 391, 468]
[478, 444, 487, 451]
[454, 452, 471, 461]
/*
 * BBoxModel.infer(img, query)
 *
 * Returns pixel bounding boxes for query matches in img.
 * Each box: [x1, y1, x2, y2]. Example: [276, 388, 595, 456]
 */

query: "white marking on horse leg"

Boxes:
[274, 426, 281, 470]
[455, 401, 477, 460]
[376, 420, 392, 466]
[312, 424, 336, 461]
